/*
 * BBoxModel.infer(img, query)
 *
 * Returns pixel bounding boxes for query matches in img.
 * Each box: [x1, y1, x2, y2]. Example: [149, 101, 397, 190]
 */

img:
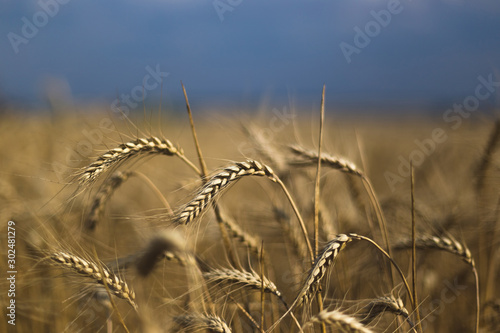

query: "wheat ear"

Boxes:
[219, 215, 261, 254]
[308, 310, 373, 333]
[174, 160, 313, 261]
[394, 235, 473, 266]
[266, 234, 353, 332]
[361, 295, 414, 330]
[175, 160, 276, 225]
[175, 159, 314, 262]
[85, 171, 132, 230]
[174, 313, 232, 332]
[394, 234, 479, 332]
[77, 136, 199, 186]
[50, 251, 137, 309]
[268, 233, 414, 332]
[203, 267, 283, 302]
[288, 145, 394, 287]
[288, 144, 363, 177]
[297, 234, 352, 306]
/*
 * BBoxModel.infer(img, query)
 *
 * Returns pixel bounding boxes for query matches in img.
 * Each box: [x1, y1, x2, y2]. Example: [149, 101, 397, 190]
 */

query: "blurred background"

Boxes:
[1, 4, 500, 332]
[1, 0, 500, 114]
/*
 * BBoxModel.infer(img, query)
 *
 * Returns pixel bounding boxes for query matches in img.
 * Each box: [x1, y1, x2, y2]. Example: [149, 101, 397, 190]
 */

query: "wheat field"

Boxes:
[0, 101, 499, 332]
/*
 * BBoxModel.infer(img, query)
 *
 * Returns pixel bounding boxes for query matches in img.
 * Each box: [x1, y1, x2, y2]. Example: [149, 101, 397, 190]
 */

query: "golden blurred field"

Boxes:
[0, 106, 499, 332]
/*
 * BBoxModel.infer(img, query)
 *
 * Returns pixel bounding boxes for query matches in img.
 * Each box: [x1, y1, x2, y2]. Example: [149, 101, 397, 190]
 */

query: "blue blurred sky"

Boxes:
[1, 0, 500, 112]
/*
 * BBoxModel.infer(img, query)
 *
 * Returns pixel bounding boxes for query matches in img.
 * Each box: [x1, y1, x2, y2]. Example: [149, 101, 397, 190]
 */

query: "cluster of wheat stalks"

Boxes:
[3, 96, 499, 332]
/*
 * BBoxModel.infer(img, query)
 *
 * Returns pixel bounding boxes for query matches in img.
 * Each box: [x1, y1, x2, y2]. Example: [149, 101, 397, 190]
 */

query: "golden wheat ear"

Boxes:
[288, 144, 363, 177]
[175, 160, 277, 225]
[49, 251, 137, 309]
[85, 170, 132, 230]
[174, 313, 232, 332]
[202, 267, 284, 303]
[77, 136, 199, 187]
[266, 234, 353, 332]
[308, 309, 374, 333]
[394, 234, 473, 265]
[360, 295, 414, 330]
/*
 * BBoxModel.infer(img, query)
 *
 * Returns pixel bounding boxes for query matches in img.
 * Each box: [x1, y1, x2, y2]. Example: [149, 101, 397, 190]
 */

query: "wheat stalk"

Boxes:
[309, 309, 373, 333]
[318, 201, 337, 241]
[475, 118, 500, 192]
[49, 251, 137, 309]
[77, 136, 199, 186]
[273, 207, 309, 260]
[174, 313, 232, 332]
